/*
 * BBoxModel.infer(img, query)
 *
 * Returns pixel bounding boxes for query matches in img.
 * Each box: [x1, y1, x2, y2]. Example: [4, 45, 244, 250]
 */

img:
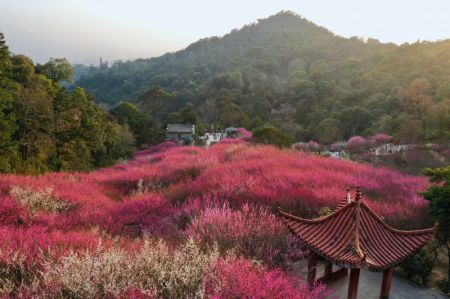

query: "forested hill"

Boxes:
[77, 11, 393, 104]
[77, 11, 450, 143]
[0, 34, 135, 174]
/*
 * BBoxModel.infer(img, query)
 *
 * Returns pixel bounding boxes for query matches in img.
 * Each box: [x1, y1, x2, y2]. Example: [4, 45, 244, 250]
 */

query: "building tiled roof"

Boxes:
[279, 187, 435, 271]
[166, 124, 194, 133]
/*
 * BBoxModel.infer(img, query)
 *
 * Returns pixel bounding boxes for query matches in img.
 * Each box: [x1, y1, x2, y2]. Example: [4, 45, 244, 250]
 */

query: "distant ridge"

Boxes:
[77, 11, 450, 143]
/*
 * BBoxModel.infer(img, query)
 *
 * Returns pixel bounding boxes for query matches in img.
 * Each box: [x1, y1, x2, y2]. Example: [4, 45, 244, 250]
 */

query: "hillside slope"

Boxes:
[77, 11, 450, 142]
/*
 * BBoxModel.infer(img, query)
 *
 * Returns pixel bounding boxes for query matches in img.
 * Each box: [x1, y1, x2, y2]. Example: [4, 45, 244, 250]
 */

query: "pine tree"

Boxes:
[0, 32, 12, 76]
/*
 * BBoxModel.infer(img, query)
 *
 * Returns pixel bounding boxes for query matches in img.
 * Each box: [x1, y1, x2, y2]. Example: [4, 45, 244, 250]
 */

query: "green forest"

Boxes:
[0, 33, 135, 174]
[77, 11, 450, 144]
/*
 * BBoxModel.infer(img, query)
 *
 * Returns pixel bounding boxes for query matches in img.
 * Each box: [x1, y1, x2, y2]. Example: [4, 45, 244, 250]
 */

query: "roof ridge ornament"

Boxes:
[355, 186, 362, 202]
[346, 186, 352, 203]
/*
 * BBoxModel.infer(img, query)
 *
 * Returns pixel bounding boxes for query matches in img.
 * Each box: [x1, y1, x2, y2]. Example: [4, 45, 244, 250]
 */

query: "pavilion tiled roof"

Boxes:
[279, 187, 435, 271]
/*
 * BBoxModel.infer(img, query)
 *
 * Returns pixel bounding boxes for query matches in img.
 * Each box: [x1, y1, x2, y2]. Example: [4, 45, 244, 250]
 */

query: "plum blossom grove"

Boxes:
[0, 135, 432, 297]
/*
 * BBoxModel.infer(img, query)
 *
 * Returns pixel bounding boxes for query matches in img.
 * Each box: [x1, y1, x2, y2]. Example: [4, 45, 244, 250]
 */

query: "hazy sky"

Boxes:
[1, 0, 450, 64]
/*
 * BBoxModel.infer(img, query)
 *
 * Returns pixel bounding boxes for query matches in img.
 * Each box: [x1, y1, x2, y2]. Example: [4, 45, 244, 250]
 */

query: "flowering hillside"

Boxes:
[0, 141, 432, 297]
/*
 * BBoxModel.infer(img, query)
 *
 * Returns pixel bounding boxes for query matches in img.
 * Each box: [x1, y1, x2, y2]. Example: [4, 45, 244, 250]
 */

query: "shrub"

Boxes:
[43, 238, 219, 298]
[186, 203, 291, 265]
[103, 193, 175, 238]
[399, 242, 437, 285]
[0, 226, 102, 296]
[292, 142, 307, 151]
[442, 149, 450, 159]
[368, 133, 390, 145]
[10, 186, 74, 214]
[206, 256, 331, 299]
[43, 246, 136, 298]
[136, 238, 219, 299]
[219, 137, 247, 145]
[405, 149, 443, 172]
[437, 279, 450, 295]
[237, 127, 252, 141]
[134, 141, 178, 158]
[294, 141, 322, 153]
[0, 195, 29, 226]
[430, 143, 445, 152]
[0, 251, 31, 295]
[346, 136, 367, 152]
[306, 141, 321, 152]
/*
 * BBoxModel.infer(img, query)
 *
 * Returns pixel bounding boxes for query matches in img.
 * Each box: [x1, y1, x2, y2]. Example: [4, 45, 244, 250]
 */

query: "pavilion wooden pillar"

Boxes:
[379, 268, 394, 299]
[347, 268, 360, 299]
[307, 252, 318, 289]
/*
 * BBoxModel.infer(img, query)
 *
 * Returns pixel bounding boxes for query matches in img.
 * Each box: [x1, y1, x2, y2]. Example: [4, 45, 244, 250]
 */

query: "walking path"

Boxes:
[329, 269, 447, 299]
[293, 260, 448, 298]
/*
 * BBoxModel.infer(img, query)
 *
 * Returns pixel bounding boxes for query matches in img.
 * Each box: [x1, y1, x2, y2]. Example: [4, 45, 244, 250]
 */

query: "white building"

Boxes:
[199, 132, 226, 147]
[374, 143, 411, 156]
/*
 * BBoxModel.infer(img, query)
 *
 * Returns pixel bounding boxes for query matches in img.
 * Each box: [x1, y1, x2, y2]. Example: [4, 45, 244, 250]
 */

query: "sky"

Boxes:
[1, 0, 450, 64]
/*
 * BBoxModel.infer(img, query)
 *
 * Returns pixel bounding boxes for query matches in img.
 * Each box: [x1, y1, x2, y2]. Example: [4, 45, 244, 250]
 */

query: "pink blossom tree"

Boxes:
[346, 136, 367, 152]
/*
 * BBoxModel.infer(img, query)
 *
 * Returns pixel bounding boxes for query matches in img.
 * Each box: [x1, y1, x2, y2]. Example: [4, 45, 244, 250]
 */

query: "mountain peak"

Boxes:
[259, 10, 312, 26]
[234, 10, 334, 37]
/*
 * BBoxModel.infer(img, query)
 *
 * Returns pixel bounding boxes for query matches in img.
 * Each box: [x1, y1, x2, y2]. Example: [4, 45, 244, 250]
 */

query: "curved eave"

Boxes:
[279, 201, 435, 235]
[360, 201, 435, 236]
[278, 202, 354, 224]
[279, 201, 435, 271]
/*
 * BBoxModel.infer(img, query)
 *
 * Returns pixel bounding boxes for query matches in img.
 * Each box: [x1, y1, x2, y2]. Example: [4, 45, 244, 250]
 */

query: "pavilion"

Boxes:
[279, 187, 435, 299]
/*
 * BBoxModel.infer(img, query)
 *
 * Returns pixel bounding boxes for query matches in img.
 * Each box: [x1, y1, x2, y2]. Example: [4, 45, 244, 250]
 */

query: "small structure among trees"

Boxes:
[165, 124, 195, 144]
[225, 127, 238, 138]
[279, 187, 435, 299]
